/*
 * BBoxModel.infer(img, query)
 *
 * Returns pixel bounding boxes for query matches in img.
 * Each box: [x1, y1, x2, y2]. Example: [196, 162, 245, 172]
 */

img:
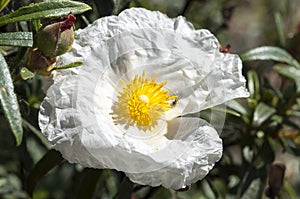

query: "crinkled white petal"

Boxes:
[39, 7, 248, 189]
[56, 8, 248, 117]
[124, 117, 222, 190]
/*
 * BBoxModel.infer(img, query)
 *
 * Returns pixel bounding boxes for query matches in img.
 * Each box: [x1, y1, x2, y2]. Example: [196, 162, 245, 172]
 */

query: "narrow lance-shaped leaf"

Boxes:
[241, 46, 300, 68]
[274, 64, 300, 93]
[0, 0, 11, 12]
[113, 176, 134, 199]
[0, 54, 23, 146]
[94, 0, 115, 17]
[75, 168, 102, 199]
[0, 0, 92, 27]
[0, 32, 33, 47]
[241, 178, 265, 199]
[0, 48, 7, 56]
[274, 12, 286, 47]
[226, 100, 248, 116]
[252, 102, 276, 128]
[226, 100, 250, 124]
[26, 149, 64, 196]
[50, 61, 83, 71]
[247, 70, 260, 101]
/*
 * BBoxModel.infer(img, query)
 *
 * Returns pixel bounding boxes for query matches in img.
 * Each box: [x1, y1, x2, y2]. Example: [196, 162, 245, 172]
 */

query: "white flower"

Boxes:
[39, 8, 249, 189]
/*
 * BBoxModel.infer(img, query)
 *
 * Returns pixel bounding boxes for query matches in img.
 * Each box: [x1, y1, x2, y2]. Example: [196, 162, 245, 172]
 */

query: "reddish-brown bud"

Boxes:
[265, 163, 286, 199]
[27, 48, 56, 76]
[34, 13, 75, 57]
[219, 44, 231, 53]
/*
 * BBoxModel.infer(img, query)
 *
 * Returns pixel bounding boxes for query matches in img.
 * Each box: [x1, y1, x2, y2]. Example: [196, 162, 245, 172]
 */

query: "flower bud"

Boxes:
[219, 44, 231, 53]
[34, 13, 75, 57]
[265, 163, 286, 199]
[27, 48, 56, 76]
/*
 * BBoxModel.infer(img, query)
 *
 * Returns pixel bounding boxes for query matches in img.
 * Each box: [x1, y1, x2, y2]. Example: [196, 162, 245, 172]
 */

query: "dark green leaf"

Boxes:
[0, 0, 10, 12]
[241, 46, 300, 68]
[94, 0, 115, 17]
[75, 168, 102, 199]
[22, 119, 51, 149]
[0, 0, 92, 27]
[247, 70, 260, 101]
[94, 0, 130, 17]
[252, 102, 276, 127]
[0, 54, 23, 146]
[238, 165, 266, 198]
[114, 0, 131, 14]
[113, 176, 134, 199]
[274, 12, 286, 47]
[274, 64, 300, 93]
[259, 137, 275, 166]
[241, 178, 264, 199]
[26, 149, 63, 196]
[202, 179, 217, 198]
[0, 32, 33, 47]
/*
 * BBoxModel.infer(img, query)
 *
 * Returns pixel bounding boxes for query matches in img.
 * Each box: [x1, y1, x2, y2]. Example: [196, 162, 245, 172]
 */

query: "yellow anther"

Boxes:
[111, 71, 177, 131]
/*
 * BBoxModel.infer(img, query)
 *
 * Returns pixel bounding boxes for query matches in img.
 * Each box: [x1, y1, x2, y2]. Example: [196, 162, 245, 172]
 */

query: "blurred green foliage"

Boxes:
[1, 0, 300, 198]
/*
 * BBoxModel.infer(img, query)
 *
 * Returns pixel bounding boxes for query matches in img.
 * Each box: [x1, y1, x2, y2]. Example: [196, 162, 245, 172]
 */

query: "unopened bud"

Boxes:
[34, 13, 75, 57]
[265, 163, 286, 199]
[219, 44, 231, 53]
[27, 48, 56, 76]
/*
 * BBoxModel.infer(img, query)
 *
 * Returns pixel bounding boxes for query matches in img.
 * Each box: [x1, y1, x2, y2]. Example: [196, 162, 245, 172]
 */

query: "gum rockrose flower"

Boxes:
[39, 8, 249, 189]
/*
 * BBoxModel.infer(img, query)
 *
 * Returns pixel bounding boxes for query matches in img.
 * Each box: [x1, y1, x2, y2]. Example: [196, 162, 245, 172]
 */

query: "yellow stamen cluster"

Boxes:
[112, 71, 177, 131]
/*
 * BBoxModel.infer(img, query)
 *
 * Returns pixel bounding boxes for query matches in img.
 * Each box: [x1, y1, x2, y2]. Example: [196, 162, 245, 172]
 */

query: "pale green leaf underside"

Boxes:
[0, 32, 33, 47]
[0, 0, 92, 27]
[0, 54, 23, 146]
[241, 46, 300, 68]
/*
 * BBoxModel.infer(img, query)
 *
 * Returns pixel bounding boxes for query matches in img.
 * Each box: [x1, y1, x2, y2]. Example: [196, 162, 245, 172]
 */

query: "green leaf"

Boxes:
[202, 179, 217, 199]
[31, 19, 42, 33]
[274, 64, 300, 93]
[0, 48, 7, 56]
[252, 102, 276, 128]
[20, 67, 34, 80]
[0, 0, 92, 27]
[94, 0, 115, 17]
[241, 46, 300, 68]
[0, 0, 10, 12]
[0, 54, 23, 146]
[94, 0, 130, 17]
[0, 32, 33, 47]
[22, 119, 51, 149]
[226, 100, 248, 116]
[75, 168, 102, 199]
[241, 178, 264, 199]
[283, 181, 298, 199]
[26, 149, 63, 197]
[226, 100, 250, 124]
[113, 176, 134, 199]
[221, 108, 241, 117]
[274, 12, 286, 47]
[50, 61, 83, 71]
[247, 70, 260, 101]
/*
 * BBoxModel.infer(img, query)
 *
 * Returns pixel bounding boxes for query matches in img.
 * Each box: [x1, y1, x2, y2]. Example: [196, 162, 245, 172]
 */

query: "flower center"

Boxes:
[111, 71, 177, 131]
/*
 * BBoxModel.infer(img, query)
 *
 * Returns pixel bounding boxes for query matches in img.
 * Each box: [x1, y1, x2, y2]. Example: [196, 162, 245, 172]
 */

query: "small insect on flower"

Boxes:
[171, 98, 178, 106]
